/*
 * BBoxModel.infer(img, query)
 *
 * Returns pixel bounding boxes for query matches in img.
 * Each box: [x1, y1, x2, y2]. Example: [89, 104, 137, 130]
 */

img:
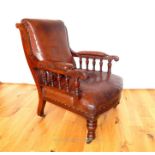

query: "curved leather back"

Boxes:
[21, 19, 74, 64]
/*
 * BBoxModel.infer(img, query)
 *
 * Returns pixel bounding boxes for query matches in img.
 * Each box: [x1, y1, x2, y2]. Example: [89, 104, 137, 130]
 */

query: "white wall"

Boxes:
[0, 0, 155, 88]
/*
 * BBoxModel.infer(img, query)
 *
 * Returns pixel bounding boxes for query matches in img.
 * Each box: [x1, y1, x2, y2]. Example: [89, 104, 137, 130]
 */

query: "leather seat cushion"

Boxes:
[77, 71, 123, 114]
[43, 71, 123, 116]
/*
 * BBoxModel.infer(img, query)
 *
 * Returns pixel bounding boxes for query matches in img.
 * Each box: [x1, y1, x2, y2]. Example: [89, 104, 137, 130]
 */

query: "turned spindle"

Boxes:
[65, 75, 69, 92]
[86, 57, 89, 70]
[57, 74, 61, 89]
[79, 56, 82, 69]
[93, 58, 96, 71]
[46, 71, 50, 86]
[49, 72, 54, 86]
[99, 58, 103, 72]
[74, 78, 80, 96]
[108, 59, 112, 76]
[42, 70, 47, 85]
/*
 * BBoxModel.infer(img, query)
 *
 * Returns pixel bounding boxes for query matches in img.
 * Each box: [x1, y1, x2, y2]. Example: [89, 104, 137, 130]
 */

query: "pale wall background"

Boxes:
[0, 0, 155, 88]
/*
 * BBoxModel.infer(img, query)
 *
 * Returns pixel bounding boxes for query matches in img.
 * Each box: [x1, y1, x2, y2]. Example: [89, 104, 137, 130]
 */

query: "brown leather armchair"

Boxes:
[16, 19, 123, 143]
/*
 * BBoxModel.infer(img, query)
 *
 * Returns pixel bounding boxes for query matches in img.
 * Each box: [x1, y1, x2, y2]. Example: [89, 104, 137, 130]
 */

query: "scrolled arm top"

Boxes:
[107, 55, 119, 62]
[72, 50, 119, 62]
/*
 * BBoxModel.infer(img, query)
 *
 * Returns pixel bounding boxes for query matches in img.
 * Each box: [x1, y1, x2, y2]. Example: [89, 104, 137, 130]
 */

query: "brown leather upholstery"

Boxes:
[79, 71, 122, 113]
[22, 19, 74, 64]
[43, 71, 122, 116]
[16, 18, 123, 144]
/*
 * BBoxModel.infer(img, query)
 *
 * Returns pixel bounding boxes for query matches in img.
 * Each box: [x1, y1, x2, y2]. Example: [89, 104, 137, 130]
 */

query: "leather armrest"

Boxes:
[34, 61, 87, 80]
[72, 50, 119, 61]
[53, 62, 75, 70]
[35, 61, 74, 71]
[76, 51, 108, 57]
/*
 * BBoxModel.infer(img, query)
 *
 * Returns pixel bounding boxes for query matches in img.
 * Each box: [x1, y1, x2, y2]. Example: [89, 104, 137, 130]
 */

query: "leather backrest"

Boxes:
[21, 19, 74, 64]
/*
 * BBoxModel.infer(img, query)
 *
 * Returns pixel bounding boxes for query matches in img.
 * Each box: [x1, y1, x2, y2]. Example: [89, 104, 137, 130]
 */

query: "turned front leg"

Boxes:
[86, 118, 97, 144]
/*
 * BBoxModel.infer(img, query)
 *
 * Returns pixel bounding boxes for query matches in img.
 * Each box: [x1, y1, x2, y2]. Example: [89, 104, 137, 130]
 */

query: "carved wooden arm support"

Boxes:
[33, 61, 88, 97]
[34, 61, 87, 78]
[71, 50, 119, 75]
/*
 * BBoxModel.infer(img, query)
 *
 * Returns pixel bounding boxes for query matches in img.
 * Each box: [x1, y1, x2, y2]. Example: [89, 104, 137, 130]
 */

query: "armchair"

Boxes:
[16, 19, 123, 143]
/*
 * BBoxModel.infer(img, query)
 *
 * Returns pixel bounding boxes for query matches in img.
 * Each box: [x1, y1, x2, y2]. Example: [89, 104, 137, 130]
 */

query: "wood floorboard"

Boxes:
[0, 83, 155, 152]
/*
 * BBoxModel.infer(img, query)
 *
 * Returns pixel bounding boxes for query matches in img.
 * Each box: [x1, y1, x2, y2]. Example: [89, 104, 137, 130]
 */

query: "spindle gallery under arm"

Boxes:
[16, 19, 123, 143]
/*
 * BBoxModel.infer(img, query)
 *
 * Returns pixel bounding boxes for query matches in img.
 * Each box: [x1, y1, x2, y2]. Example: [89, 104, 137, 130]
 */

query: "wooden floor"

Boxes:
[0, 83, 155, 152]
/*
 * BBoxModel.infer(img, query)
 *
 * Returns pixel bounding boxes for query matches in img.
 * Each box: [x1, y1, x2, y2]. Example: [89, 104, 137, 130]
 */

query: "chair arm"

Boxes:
[54, 62, 75, 70]
[35, 61, 74, 71]
[66, 69, 88, 96]
[34, 60, 87, 80]
[34, 61, 88, 97]
[71, 50, 119, 75]
[72, 50, 119, 61]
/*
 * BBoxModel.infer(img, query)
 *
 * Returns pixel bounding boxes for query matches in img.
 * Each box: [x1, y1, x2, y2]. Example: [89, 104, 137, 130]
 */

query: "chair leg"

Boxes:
[86, 118, 97, 144]
[37, 98, 46, 117]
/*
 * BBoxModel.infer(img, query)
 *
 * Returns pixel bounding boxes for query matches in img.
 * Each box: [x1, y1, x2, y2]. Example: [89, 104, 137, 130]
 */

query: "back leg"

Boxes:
[37, 98, 46, 117]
